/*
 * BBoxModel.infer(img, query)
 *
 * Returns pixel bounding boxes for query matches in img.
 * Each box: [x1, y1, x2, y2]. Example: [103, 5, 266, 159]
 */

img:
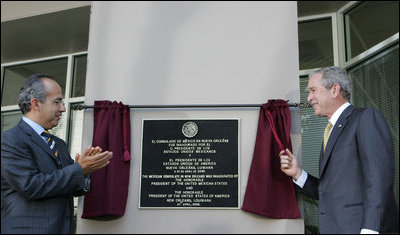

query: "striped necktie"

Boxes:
[41, 130, 60, 162]
[323, 122, 333, 153]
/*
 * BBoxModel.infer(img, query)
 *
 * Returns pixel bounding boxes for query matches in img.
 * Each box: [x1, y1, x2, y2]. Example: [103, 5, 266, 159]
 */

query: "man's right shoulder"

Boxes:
[2, 125, 18, 135]
[1, 121, 25, 138]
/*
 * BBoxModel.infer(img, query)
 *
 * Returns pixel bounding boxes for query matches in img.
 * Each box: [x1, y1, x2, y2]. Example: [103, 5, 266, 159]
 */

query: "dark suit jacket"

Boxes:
[298, 105, 399, 233]
[1, 120, 87, 234]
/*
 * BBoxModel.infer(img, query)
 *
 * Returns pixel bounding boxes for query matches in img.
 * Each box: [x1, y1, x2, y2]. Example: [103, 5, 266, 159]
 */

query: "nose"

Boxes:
[60, 102, 66, 112]
[307, 93, 312, 103]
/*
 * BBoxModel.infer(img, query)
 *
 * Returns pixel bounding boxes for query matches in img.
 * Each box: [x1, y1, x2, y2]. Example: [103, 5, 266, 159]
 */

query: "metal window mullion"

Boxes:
[337, 1, 363, 65]
[344, 33, 399, 69]
[298, 13, 332, 23]
[331, 13, 340, 67]
[336, 9, 346, 68]
[0, 51, 87, 67]
[60, 54, 74, 141]
[69, 97, 85, 103]
[1, 105, 20, 112]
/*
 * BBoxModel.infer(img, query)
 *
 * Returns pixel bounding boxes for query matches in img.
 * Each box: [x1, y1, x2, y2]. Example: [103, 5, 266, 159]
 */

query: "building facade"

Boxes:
[1, 1, 398, 233]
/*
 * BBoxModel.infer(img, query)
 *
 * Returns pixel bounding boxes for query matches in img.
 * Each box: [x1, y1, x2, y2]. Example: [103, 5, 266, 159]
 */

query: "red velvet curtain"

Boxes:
[242, 99, 300, 218]
[82, 100, 131, 219]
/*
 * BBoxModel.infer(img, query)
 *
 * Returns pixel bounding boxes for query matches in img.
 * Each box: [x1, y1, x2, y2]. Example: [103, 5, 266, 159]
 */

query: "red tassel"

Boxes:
[123, 149, 131, 161]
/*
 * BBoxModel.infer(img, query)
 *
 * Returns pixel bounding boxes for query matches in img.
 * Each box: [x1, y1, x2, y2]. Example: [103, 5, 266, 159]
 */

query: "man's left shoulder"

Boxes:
[353, 107, 390, 127]
[351, 106, 384, 117]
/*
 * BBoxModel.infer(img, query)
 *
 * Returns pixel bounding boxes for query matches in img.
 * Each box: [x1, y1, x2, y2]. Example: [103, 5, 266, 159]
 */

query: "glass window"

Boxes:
[1, 58, 68, 106]
[67, 102, 85, 154]
[71, 55, 87, 97]
[50, 115, 67, 141]
[348, 44, 399, 203]
[298, 18, 334, 70]
[299, 76, 327, 177]
[1, 110, 22, 133]
[299, 75, 325, 233]
[344, 1, 399, 60]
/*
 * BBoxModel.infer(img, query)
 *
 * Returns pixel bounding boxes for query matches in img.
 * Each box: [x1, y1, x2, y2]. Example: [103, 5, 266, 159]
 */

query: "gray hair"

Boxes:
[309, 66, 352, 101]
[18, 74, 54, 114]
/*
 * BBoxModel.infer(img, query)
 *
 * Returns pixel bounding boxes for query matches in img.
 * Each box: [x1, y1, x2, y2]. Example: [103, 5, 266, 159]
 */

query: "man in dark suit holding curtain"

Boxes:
[1, 74, 113, 234]
[279, 66, 398, 233]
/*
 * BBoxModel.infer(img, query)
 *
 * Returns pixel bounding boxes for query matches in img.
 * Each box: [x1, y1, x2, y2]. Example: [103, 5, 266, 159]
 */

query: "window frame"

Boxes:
[1, 51, 87, 143]
[298, 12, 339, 73]
[337, 1, 399, 67]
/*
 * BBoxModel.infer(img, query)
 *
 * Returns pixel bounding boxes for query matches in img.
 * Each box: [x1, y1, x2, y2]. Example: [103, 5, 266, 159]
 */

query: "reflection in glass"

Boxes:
[1, 58, 68, 106]
[71, 55, 87, 98]
[299, 18, 333, 70]
[1, 111, 22, 133]
[344, 1, 399, 60]
[68, 102, 84, 156]
[348, 45, 399, 203]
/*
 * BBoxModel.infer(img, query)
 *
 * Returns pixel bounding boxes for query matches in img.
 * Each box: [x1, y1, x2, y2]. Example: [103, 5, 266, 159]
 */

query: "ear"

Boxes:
[332, 83, 341, 98]
[30, 98, 40, 111]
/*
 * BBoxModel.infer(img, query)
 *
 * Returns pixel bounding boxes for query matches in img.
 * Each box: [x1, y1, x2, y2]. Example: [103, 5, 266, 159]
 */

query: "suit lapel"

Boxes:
[18, 120, 61, 166]
[319, 105, 354, 176]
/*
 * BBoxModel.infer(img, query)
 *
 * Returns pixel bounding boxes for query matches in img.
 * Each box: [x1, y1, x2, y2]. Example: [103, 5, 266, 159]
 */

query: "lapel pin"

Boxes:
[338, 124, 343, 128]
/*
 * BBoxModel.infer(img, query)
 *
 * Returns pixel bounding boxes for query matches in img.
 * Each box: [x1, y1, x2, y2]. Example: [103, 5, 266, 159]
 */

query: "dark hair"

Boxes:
[309, 66, 352, 101]
[18, 74, 55, 114]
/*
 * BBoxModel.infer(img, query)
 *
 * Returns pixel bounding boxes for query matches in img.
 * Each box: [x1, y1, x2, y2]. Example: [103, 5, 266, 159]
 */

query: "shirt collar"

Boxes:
[329, 102, 350, 127]
[22, 116, 45, 137]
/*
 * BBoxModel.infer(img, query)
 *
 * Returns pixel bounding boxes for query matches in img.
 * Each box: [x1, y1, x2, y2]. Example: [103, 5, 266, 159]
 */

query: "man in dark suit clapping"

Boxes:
[279, 66, 399, 233]
[1, 74, 113, 234]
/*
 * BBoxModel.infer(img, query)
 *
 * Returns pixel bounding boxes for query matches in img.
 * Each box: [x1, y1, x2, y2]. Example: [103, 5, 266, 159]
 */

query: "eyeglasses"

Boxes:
[53, 98, 65, 107]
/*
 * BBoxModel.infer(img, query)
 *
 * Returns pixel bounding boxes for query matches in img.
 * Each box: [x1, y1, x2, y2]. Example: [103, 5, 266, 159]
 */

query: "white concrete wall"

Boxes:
[77, 1, 303, 233]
